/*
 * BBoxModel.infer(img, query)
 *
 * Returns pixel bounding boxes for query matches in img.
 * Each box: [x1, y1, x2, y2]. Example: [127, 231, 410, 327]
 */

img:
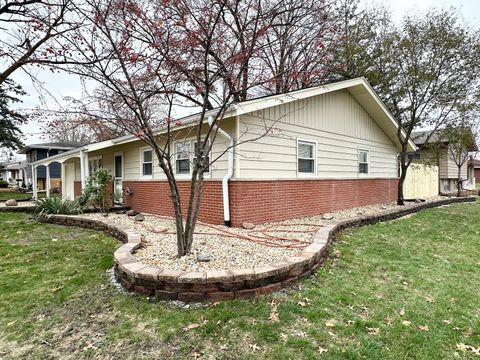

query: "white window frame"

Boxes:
[113, 151, 124, 180]
[88, 155, 103, 176]
[174, 138, 212, 178]
[296, 139, 317, 177]
[358, 149, 369, 175]
[139, 147, 153, 178]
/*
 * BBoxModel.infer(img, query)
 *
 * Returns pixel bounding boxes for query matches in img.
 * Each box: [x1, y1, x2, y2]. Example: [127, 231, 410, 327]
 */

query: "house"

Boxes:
[18, 141, 86, 193]
[30, 78, 416, 226]
[0, 161, 27, 186]
[411, 130, 478, 194]
[470, 158, 480, 184]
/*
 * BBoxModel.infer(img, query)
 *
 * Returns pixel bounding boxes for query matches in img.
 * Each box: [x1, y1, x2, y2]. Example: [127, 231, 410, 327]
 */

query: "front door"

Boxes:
[114, 153, 123, 204]
[63, 163, 75, 200]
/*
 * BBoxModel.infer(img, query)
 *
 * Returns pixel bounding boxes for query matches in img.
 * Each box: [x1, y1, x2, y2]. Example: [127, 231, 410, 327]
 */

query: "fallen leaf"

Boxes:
[318, 347, 328, 355]
[303, 297, 311, 303]
[346, 320, 355, 326]
[384, 317, 393, 326]
[249, 343, 261, 352]
[367, 327, 380, 336]
[325, 319, 337, 328]
[456, 343, 480, 356]
[297, 301, 307, 307]
[425, 297, 434, 303]
[402, 320, 412, 326]
[192, 351, 201, 359]
[443, 319, 452, 324]
[269, 300, 279, 323]
[351, 291, 357, 296]
[293, 330, 308, 338]
[280, 332, 288, 341]
[417, 324, 429, 331]
[183, 323, 200, 331]
[399, 308, 405, 316]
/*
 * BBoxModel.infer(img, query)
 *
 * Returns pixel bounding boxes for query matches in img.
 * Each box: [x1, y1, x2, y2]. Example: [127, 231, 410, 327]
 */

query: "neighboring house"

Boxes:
[470, 158, 480, 184]
[411, 130, 478, 193]
[0, 161, 27, 186]
[18, 141, 86, 192]
[31, 78, 416, 226]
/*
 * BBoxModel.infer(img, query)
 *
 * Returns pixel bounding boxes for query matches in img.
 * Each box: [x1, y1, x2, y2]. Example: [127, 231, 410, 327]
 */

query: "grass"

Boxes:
[0, 191, 32, 201]
[0, 203, 480, 359]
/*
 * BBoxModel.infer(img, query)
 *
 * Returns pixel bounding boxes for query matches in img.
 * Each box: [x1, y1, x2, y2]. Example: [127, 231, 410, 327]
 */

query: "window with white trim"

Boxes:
[358, 150, 369, 174]
[175, 139, 211, 175]
[193, 140, 210, 173]
[88, 156, 103, 176]
[175, 142, 190, 175]
[297, 140, 315, 174]
[141, 149, 153, 176]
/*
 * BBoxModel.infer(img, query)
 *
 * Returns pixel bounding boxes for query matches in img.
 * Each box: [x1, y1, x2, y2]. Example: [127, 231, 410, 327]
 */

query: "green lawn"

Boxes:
[0, 203, 480, 359]
[0, 191, 32, 201]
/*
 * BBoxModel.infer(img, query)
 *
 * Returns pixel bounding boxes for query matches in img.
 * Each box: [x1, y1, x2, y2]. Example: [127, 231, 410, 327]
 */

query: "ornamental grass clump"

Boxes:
[34, 196, 84, 216]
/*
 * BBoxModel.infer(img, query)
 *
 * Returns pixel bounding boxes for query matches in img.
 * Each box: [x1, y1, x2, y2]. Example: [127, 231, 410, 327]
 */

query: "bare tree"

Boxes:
[57, 0, 292, 256]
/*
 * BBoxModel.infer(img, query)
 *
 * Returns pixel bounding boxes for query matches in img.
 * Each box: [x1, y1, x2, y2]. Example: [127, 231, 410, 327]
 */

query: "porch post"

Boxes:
[32, 165, 37, 199]
[80, 150, 86, 191]
[61, 162, 66, 197]
[46, 164, 51, 198]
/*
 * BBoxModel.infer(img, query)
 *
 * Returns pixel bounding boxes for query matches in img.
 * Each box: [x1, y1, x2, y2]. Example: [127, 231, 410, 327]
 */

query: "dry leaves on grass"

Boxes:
[183, 323, 200, 331]
[249, 343, 261, 352]
[417, 325, 429, 331]
[318, 347, 328, 355]
[367, 327, 380, 336]
[293, 330, 308, 338]
[325, 319, 337, 328]
[399, 308, 405, 316]
[402, 320, 412, 326]
[456, 343, 480, 356]
[269, 300, 279, 323]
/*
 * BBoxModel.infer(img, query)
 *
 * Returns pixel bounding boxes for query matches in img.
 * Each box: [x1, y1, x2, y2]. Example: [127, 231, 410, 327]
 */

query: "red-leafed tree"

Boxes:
[62, 0, 314, 256]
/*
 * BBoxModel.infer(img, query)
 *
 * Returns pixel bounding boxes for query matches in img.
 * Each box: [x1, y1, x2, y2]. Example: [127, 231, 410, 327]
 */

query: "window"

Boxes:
[88, 156, 103, 176]
[141, 149, 153, 176]
[297, 140, 315, 174]
[443, 179, 451, 192]
[175, 142, 190, 175]
[175, 140, 211, 175]
[407, 150, 421, 161]
[358, 150, 369, 174]
[193, 140, 210, 173]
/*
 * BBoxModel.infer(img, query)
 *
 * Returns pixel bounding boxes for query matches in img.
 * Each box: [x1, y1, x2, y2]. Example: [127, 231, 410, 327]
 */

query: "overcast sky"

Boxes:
[13, 0, 480, 147]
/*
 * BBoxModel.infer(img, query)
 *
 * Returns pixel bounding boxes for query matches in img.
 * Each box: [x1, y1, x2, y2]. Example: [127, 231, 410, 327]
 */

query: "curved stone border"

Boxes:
[36, 196, 476, 302]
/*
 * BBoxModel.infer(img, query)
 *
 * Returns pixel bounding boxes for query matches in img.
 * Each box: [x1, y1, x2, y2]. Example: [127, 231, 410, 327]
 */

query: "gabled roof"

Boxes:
[412, 128, 478, 151]
[32, 78, 416, 166]
[18, 141, 87, 154]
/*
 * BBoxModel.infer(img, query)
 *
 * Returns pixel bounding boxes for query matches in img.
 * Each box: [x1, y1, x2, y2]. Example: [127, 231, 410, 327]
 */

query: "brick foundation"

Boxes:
[122, 178, 399, 226]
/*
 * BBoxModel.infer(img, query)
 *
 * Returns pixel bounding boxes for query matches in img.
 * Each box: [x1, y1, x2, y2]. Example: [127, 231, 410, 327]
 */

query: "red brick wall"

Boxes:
[122, 180, 225, 225]
[122, 178, 398, 226]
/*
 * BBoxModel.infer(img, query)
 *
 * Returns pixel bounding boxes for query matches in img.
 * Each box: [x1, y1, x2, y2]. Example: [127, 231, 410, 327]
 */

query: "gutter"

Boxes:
[208, 116, 233, 227]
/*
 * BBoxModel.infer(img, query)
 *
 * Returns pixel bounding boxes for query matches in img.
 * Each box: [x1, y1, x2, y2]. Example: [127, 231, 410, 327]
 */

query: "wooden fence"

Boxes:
[404, 164, 439, 199]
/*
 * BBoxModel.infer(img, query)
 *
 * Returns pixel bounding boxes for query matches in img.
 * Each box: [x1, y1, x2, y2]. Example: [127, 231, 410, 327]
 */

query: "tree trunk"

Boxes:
[397, 150, 408, 205]
[457, 165, 462, 197]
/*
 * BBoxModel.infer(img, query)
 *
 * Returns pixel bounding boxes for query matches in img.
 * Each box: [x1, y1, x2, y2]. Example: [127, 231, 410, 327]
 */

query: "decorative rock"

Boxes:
[126, 209, 138, 216]
[5, 199, 17, 207]
[242, 222, 255, 229]
[321, 213, 334, 220]
[197, 253, 213, 262]
[134, 214, 145, 221]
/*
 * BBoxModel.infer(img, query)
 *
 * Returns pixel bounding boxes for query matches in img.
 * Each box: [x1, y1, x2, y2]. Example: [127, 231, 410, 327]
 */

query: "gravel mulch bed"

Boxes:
[83, 196, 445, 272]
[0, 201, 36, 207]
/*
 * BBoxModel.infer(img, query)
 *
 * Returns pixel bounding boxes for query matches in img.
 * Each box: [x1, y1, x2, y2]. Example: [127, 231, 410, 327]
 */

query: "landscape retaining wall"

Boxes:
[37, 196, 476, 302]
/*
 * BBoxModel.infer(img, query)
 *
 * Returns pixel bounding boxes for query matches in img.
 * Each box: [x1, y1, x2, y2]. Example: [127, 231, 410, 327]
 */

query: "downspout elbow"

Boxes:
[208, 116, 234, 227]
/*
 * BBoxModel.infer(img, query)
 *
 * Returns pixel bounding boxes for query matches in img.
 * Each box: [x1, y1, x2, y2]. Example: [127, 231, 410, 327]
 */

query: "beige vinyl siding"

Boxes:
[237, 89, 398, 179]
[439, 147, 468, 179]
[82, 119, 235, 181]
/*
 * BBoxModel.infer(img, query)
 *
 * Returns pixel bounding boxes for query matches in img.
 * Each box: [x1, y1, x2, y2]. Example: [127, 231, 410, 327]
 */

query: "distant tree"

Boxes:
[337, 8, 480, 204]
[0, 79, 26, 149]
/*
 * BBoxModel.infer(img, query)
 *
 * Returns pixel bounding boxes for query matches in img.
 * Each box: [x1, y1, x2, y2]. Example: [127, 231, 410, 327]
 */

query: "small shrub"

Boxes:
[34, 196, 84, 216]
[78, 168, 113, 214]
[0, 180, 8, 188]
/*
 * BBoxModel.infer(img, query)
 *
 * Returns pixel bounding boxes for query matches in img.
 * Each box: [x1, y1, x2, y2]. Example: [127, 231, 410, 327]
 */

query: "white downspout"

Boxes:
[208, 116, 234, 227]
